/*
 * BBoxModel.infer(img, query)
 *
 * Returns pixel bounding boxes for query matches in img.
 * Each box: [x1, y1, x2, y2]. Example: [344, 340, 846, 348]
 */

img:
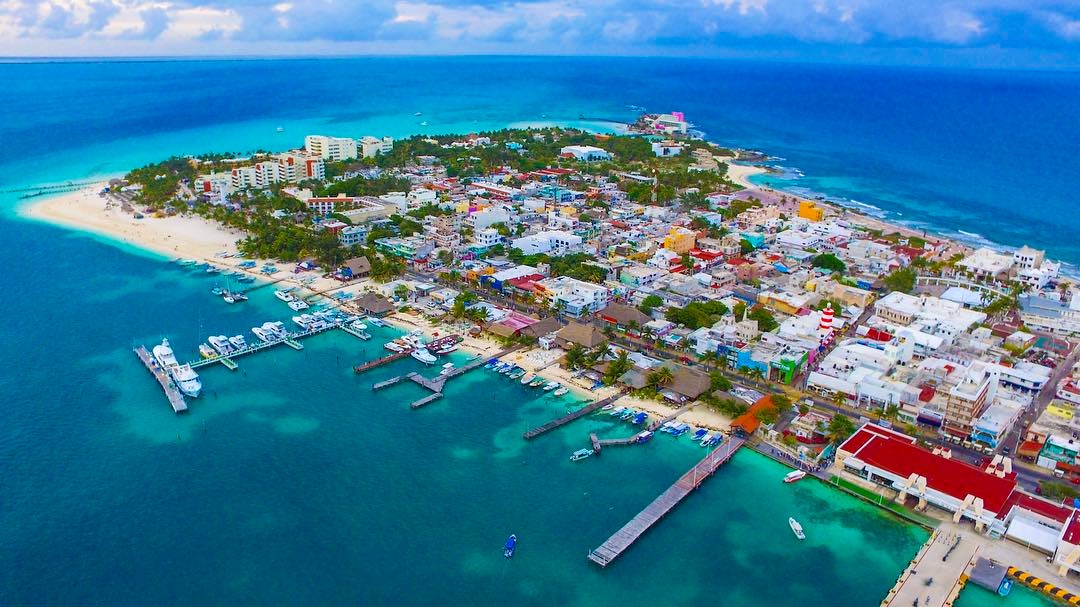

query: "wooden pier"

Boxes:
[587, 436, 746, 567]
[372, 376, 406, 390]
[410, 393, 444, 409]
[353, 349, 412, 373]
[189, 322, 341, 370]
[523, 391, 625, 440]
[134, 346, 188, 414]
[406, 371, 447, 392]
[340, 325, 371, 340]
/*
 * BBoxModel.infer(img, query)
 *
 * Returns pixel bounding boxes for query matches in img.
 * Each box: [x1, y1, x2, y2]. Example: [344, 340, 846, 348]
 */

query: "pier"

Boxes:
[410, 393, 444, 409]
[353, 349, 412, 373]
[133, 346, 188, 414]
[523, 391, 626, 440]
[372, 376, 406, 390]
[879, 530, 976, 607]
[587, 436, 746, 567]
[190, 322, 342, 370]
[368, 346, 524, 408]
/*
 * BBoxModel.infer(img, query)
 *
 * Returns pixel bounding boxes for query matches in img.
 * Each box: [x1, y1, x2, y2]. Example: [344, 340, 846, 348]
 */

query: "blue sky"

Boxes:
[1, 0, 1078, 67]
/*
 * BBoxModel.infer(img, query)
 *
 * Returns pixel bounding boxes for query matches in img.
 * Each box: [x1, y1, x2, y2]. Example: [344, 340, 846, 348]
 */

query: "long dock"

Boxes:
[587, 436, 746, 567]
[134, 346, 188, 414]
[406, 371, 447, 392]
[353, 349, 412, 373]
[523, 391, 625, 440]
[410, 393, 444, 409]
[190, 322, 341, 370]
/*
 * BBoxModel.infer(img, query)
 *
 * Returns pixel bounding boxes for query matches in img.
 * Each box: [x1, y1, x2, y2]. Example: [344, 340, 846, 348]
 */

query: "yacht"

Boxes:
[293, 314, 314, 329]
[411, 348, 437, 365]
[288, 299, 309, 311]
[274, 289, 296, 302]
[789, 517, 805, 540]
[384, 339, 407, 353]
[252, 326, 271, 343]
[151, 339, 202, 398]
[228, 335, 247, 350]
[268, 321, 287, 339]
[784, 470, 807, 484]
[207, 335, 233, 355]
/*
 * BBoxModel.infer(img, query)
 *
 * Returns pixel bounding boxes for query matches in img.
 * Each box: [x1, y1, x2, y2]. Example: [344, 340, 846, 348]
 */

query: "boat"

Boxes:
[206, 265, 221, 274]
[508, 368, 525, 380]
[998, 578, 1013, 596]
[274, 289, 295, 302]
[519, 373, 535, 385]
[288, 299, 309, 311]
[177, 259, 198, 266]
[484, 359, 499, 369]
[691, 428, 708, 441]
[784, 470, 807, 484]
[528, 377, 546, 387]
[207, 335, 233, 355]
[570, 448, 593, 462]
[620, 409, 635, 420]
[227, 290, 248, 302]
[252, 326, 271, 342]
[669, 422, 689, 436]
[499, 364, 515, 375]
[384, 339, 406, 352]
[435, 343, 458, 355]
[553, 387, 569, 396]
[631, 412, 648, 425]
[635, 431, 653, 443]
[702, 433, 722, 447]
[365, 317, 386, 328]
[419, 121, 428, 126]
[237, 275, 255, 283]
[542, 381, 559, 391]
[609, 407, 626, 417]
[601, 403, 615, 411]
[411, 349, 437, 365]
[211, 287, 224, 296]
[789, 517, 805, 540]
[151, 339, 201, 398]
[237, 260, 257, 269]
[276, 126, 284, 132]
[228, 335, 247, 350]
[199, 344, 217, 359]
[440, 362, 455, 376]
[504, 534, 517, 559]
[414, 111, 423, 116]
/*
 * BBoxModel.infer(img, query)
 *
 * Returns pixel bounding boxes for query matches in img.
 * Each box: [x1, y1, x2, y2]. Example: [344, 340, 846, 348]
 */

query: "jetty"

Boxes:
[369, 346, 524, 408]
[587, 436, 746, 567]
[353, 349, 412, 373]
[879, 530, 977, 607]
[133, 346, 188, 414]
[523, 391, 625, 440]
[190, 322, 342, 370]
[410, 393, 444, 409]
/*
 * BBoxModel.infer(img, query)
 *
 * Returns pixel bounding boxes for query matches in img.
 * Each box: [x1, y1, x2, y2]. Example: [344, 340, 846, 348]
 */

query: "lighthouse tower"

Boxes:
[819, 304, 835, 333]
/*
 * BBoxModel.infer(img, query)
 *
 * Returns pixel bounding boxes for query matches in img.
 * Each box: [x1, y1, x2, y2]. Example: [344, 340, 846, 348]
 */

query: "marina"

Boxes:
[133, 346, 188, 414]
[587, 436, 746, 567]
[370, 346, 524, 408]
[522, 391, 627, 439]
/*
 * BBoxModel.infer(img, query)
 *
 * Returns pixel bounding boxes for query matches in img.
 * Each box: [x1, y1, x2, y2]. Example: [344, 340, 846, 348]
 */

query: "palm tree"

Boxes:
[647, 366, 675, 389]
[564, 344, 587, 370]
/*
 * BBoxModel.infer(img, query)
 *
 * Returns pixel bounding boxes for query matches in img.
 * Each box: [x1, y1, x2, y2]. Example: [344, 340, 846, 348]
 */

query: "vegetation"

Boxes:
[811, 253, 846, 274]
[827, 414, 857, 442]
[639, 294, 664, 315]
[603, 350, 633, 385]
[125, 157, 197, 208]
[746, 307, 779, 332]
[1039, 480, 1080, 502]
[664, 300, 729, 329]
[883, 267, 917, 294]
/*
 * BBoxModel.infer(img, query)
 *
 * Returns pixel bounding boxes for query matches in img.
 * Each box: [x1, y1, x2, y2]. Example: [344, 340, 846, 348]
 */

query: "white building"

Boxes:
[511, 230, 583, 256]
[537, 276, 610, 317]
[359, 135, 394, 158]
[474, 228, 501, 249]
[305, 135, 358, 161]
[959, 247, 1014, 280]
[559, 145, 611, 162]
[1019, 294, 1080, 336]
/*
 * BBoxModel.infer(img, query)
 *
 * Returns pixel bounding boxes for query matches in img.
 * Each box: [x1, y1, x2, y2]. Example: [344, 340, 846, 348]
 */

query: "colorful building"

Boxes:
[798, 200, 825, 222]
[662, 226, 697, 254]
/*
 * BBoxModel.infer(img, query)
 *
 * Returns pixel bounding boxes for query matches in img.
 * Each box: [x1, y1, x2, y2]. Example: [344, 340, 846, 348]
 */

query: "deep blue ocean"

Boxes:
[0, 57, 1070, 605]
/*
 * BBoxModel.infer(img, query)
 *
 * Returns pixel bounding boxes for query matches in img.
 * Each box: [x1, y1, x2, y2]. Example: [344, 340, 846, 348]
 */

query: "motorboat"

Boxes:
[499, 364, 515, 375]
[208, 335, 233, 355]
[206, 266, 221, 274]
[384, 340, 406, 353]
[288, 299, 309, 311]
[519, 373, 535, 385]
[484, 359, 499, 369]
[151, 339, 201, 398]
[570, 449, 593, 462]
[439, 362, 455, 376]
[411, 348, 437, 365]
[789, 517, 805, 540]
[784, 470, 807, 484]
[702, 433, 722, 447]
[211, 287, 224, 296]
[601, 404, 615, 411]
[435, 343, 458, 355]
[199, 344, 217, 359]
[228, 335, 247, 350]
[508, 368, 525, 380]
[553, 387, 569, 397]
[691, 428, 708, 441]
[274, 289, 296, 302]
[631, 412, 648, 425]
[365, 317, 386, 327]
[635, 431, 653, 444]
[542, 381, 560, 392]
[609, 407, 626, 417]
[504, 534, 517, 559]
[620, 409, 635, 420]
[528, 377, 545, 387]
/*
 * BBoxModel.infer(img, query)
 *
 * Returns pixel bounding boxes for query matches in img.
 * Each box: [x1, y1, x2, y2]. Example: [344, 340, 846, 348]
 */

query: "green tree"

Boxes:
[739, 238, 756, 255]
[884, 267, 917, 294]
[709, 371, 732, 393]
[811, 253, 846, 274]
[564, 344, 587, 370]
[827, 414, 857, 442]
[747, 307, 779, 332]
[639, 294, 664, 315]
[604, 350, 633, 385]
[755, 404, 779, 426]
[393, 284, 409, 301]
[647, 367, 675, 389]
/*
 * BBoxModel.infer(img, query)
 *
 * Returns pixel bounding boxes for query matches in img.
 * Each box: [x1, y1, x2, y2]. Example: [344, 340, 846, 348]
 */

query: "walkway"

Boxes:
[587, 436, 745, 567]
[880, 530, 977, 607]
[522, 391, 626, 440]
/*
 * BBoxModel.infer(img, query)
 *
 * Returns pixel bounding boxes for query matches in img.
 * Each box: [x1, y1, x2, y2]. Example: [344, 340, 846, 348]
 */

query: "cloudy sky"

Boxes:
[1, 0, 1078, 67]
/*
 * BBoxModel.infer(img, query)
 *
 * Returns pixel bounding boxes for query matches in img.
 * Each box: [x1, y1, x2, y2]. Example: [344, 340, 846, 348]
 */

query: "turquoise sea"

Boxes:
[1, 56, 1076, 604]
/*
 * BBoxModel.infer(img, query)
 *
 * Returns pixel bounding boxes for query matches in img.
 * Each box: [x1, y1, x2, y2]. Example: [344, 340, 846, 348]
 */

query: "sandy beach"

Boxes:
[725, 161, 767, 189]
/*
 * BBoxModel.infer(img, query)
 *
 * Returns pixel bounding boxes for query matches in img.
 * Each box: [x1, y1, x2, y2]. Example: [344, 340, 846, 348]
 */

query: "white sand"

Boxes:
[725, 161, 766, 189]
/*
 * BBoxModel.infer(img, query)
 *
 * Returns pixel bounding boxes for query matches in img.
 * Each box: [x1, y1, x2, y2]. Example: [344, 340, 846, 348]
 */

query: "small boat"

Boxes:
[702, 433, 722, 447]
[276, 126, 285, 132]
[542, 381, 559, 392]
[553, 387, 569, 397]
[206, 266, 221, 274]
[998, 578, 1013, 596]
[570, 448, 593, 462]
[237, 275, 255, 283]
[274, 289, 295, 302]
[508, 368, 525, 380]
[414, 111, 423, 116]
[365, 317, 386, 327]
[419, 121, 428, 126]
[519, 373, 535, 385]
[211, 287, 224, 296]
[440, 362, 455, 376]
[229, 290, 248, 302]
[199, 344, 217, 359]
[635, 431, 653, 444]
[620, 409, 635, 420]
[631, 412, 648, 425]
[411, 349, 437, 365]
[609, 407, 626, 417]
[601, 404, 615, 411]
[784, 470, 807, 484]
[504, 534, 517, 558]
[484, 359, 499, 369]
[691, 428, 708, 441]
[789, 517, 805, 540]
[499, 364, 515, 375]
[177, 259, 198, 266]
[528, 377, 545, 387]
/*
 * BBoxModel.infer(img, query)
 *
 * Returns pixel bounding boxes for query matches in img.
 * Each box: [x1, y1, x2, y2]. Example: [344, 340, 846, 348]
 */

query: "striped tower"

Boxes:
[819, 304, 834, 332]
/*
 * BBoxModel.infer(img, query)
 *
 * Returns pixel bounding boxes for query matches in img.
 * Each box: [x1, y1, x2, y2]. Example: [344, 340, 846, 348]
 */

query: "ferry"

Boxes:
[151, 339, 202, 398]
[789, 517, 805, 540]
[570, 448, 593, 462]
[504, 534, 517, 559]
[784, 470, 807, 484]
[411, 348, 437, 365]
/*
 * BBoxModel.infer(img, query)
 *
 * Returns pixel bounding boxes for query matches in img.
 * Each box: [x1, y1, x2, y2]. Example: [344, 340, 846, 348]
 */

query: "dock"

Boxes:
[372, 376, 406, 390]
[410, 393, 444, 409]
[353, 349, 412, 373]
[190, 322, 341, 370]
[879, 530, 976, 607]
[587, 436, 745, 567]
[523, 391, 625, 440]
[367, 346, 525, 409]
[340, 324, 372, 340]
[406, 371, 447, 392]
[134, 346, 188, 414]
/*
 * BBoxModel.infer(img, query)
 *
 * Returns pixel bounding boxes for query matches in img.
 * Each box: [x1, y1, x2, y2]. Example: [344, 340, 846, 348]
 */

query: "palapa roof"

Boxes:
[668, 367, 711, 399]
[555, 321, 606, 348]
[598, 303, 651, 327]
[341, 256, 371, 275]
[486, 322, 518, 338]
[354, 292, 394, 314]
[521, 317, 562, 338]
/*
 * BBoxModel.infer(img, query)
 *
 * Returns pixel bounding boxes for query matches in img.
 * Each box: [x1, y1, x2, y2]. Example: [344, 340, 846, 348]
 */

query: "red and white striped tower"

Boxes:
[819, 304, 834, 332]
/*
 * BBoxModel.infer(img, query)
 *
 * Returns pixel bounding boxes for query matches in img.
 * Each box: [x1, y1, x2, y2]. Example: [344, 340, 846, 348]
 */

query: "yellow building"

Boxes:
[662, 227, 697, 254]
[798, 200, 825, 222]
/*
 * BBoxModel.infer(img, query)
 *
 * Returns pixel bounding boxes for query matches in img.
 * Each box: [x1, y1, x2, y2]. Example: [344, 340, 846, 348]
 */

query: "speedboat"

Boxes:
[789, 517, 805, 540]
[199, 344, 217, 359]
[504, 534, 517, 559]
[631, 412, 648, 425]
[570, 448, 593, 462]
[691, 428, 708, 441]
[211, 286, 224, 296]
[528, 377, 545, 387]
[274, 289, 295, 302]
[609, 407, 626, 417]
[702, 433, 722, 447]
[542, 381, 559, 392]
[228, 335, 247, 350]
[784, 470, 807, 484]
[520, 373, 535, 385]
[229, 290, 248, 302]
[288, 299, 309, 311]
[208, 335, 233, 355]
[384, 340, 406, 353]
[601, 404, 615, 411]
[508, 368, 525, 380]
[436, 343, 458, 355]
[553, 387, 569, 397]
[484, 359, 499, 369]
[411, 348, 437, 365]
[499, 364, 515, 375]
[365, 317, 386, 327]
[206, 266, 221, 274]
